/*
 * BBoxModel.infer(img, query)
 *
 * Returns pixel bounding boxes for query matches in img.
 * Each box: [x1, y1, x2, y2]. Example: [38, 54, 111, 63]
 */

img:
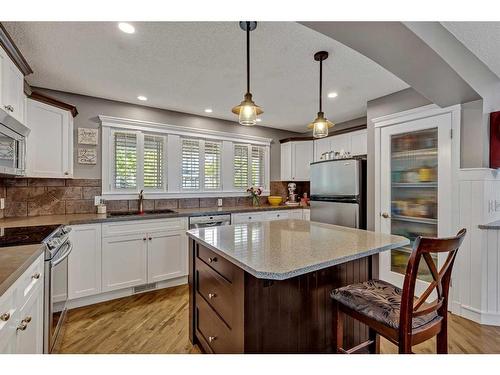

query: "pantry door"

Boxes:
[378, 112, 453, 295]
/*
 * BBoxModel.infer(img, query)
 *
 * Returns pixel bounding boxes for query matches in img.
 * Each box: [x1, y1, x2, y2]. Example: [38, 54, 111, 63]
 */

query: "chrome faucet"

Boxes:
[138, 189, 144, 214]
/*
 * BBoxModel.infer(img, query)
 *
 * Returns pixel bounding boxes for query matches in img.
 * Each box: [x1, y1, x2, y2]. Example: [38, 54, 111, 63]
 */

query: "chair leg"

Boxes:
[436, 315, 448, 354]
[398, 337, 412, 354]
[368, 328, 380, 354]
[332, 302, 344, 353]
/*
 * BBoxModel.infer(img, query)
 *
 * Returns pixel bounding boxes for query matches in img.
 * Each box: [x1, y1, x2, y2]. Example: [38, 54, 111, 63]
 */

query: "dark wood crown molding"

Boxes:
[30, 91, 79, 117]
[279, 123, 367, 143]
[0, 23, 33, 76]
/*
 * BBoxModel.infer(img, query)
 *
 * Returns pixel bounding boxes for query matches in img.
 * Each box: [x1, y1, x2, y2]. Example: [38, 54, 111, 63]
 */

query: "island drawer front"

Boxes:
[196, 258, 235, 328]
[196, 245, 236, 282]
[196, 292, 240, 353]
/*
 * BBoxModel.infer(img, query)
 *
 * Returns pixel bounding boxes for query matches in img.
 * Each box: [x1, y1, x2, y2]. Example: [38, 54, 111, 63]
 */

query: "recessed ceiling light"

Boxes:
[204, 108, 213, 113]
[137, 95, 147, 101]
[256, 118, 262, 122]
[118, 22, 135, 34]
[327, 92, 338, 99]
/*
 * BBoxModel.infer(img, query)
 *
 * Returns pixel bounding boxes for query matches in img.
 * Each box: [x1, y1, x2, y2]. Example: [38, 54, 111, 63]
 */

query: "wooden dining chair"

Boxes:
[331, 228, 466, 354]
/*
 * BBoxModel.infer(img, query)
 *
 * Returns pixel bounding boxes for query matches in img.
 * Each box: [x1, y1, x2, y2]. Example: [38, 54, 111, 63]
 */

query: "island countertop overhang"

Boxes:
[187, 219, 409, 280]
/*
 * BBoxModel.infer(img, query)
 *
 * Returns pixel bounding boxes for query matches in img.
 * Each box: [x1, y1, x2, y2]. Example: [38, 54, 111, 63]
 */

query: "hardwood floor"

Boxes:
[58, 285, 500, 354]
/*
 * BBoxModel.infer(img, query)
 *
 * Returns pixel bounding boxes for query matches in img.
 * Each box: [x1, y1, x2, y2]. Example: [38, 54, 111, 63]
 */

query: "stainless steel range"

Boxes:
[42, 225, 72, 353]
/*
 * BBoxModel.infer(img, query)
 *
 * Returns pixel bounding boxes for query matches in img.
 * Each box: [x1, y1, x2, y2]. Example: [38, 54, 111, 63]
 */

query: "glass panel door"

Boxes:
[389, 128, 438, 282]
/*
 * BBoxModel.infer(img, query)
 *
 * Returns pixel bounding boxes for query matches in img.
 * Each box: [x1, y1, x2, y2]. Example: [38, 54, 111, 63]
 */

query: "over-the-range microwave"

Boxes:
[0, 109, 30, 176]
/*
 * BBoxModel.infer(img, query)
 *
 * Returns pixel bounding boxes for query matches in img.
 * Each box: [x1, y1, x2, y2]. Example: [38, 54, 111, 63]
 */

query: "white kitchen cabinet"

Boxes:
[148, 231, 186, 283]
[265, 211, 290, 221]
[302, 209, 311, 221]
[0, 253, 44, 354]
[232, 212, 266, 224]
[289, 209, 304, 220]
[314, 137, 331, 162]
[102, 233, 148, 292]
[68, 224, 102, 299]
[280, 140, 313, 181]
[330, 133, 350, 155]
[0, 46, 25, 124]
[350, 129, 368, 156]
[26, 98, 73, 178]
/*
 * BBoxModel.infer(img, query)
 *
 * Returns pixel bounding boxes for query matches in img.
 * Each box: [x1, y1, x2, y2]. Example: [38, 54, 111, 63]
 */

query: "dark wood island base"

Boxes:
[188, 239, 375, 354]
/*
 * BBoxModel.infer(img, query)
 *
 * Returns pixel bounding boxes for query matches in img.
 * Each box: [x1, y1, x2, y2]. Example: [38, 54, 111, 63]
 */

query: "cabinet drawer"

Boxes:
[265, 211, 290, 221]
[232, 212, 265, 224]
[196, 292, 239, 353]
[102, 217, 186, 237]
[0, 288, 16, 340]
[196, 244, 236, 282]
[15, 254, 44, 306]
[196, 258, 235, 327]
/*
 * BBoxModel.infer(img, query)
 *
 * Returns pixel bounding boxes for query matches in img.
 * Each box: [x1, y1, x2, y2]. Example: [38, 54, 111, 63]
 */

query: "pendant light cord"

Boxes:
[246, 22, 250, 94]
[319, 58, 323, 113]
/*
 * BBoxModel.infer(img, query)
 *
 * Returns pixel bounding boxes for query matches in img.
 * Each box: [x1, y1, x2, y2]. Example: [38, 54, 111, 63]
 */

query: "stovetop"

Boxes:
[0, 225, 60, 248]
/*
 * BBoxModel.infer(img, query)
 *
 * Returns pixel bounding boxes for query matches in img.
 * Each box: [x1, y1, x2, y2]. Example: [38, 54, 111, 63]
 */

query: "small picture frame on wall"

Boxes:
[78, 128, 99, 145]
[78, 148, 97, 165]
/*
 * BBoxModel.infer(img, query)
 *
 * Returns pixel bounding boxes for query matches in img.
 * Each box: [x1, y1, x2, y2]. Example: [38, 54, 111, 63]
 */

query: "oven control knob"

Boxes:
[47, 238, 60, 250]
[60, 226, 71, 235]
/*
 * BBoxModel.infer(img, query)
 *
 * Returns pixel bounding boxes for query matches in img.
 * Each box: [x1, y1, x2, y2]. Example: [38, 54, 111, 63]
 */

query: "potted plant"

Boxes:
[247, 186, 263, 207]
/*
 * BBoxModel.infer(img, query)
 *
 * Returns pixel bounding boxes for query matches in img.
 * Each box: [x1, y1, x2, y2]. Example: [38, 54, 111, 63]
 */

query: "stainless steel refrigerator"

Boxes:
[310, 158, 367, 229]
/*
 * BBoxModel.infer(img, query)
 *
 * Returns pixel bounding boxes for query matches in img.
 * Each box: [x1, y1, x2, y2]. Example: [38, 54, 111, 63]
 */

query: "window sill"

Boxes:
[101, 190, 271, 200]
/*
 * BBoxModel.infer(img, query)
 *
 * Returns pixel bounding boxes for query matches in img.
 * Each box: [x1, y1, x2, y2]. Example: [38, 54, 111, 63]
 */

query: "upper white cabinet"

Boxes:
[313, 129, 367, 161]
[0, 46, 25, 124]
[26, 98, 73, 178]
[280, 140, 314, 181]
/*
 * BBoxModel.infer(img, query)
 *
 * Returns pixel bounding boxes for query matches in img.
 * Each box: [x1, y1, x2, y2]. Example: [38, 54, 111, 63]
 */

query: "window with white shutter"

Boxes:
[143, 135, 165, 190]
[181, 138, 201, 190]
[204, 141, 221, 190]
[114, 132, 137, 189]
[233, 144, 249, 189]
[251, 145, 265, 187]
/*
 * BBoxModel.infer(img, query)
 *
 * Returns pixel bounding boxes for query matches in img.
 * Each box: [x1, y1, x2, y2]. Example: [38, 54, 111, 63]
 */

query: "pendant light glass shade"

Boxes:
[232, 93, 263, 126]
[232, 21, 263, 126]
[307, 111, 333, 138]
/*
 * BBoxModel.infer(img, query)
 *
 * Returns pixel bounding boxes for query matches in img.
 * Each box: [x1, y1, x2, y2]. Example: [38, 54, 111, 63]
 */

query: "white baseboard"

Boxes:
[451, 302, 500, 326]
[67, 276, 188, 310]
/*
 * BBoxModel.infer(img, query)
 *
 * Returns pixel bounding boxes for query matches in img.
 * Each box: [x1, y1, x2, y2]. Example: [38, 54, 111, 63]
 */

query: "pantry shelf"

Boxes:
[392, 182, 437, 188]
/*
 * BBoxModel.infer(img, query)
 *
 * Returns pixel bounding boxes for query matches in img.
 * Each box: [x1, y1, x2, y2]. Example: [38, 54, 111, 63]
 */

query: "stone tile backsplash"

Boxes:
[0, 178, 298, 218]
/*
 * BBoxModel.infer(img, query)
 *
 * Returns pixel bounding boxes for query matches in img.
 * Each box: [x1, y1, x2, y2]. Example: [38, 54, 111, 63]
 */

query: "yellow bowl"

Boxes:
[268, 196, 283, 206]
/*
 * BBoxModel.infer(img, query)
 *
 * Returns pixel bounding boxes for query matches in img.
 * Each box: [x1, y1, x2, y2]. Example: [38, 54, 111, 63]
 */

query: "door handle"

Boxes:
[381, 212, 391, 219]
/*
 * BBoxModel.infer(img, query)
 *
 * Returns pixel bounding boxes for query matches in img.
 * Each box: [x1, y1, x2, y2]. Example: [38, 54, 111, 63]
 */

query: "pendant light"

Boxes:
[307, 51, 334, 138]
[232, 21, 263, 126]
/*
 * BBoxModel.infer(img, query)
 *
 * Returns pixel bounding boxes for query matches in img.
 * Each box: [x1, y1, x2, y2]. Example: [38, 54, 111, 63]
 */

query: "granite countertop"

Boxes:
[0, 244, 43, 296]
[187, 219, 409, 280]
[479, 220, 500, 230]
[0, 205, 309, 228]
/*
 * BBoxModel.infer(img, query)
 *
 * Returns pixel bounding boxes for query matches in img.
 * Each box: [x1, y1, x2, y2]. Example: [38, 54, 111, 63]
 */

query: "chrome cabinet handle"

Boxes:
[0, 312, 10, 321]
[381, 212, 391, 219]
[32, 272, 40, 280]
[208, 257, 217, 263]
[208, 336, 216, 343]
[208, 293, 216, 299]
[16, 316, 32, 331]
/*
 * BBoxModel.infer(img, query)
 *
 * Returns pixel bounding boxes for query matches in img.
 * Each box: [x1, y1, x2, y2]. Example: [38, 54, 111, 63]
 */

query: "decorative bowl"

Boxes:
[268, 196, 283, 206]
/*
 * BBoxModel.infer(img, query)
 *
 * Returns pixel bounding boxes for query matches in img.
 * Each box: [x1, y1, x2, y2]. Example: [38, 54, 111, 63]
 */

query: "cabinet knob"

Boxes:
[208, 257, 217, 263]
[32, 272, 40, 280]
[208, 293, 216, 299]
[16, 316, 32, 331]
[0, 312, 10, 321]
[208, 336, 217, 343]
[4, 105, 13, 112]
[148, 237, 152, 241]
[64, 172, 69, 176]
[143, 237, 147, 241]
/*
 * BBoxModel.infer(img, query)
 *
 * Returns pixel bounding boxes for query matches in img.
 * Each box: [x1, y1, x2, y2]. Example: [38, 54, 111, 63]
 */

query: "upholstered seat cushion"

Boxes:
[331, 279, 438, 330]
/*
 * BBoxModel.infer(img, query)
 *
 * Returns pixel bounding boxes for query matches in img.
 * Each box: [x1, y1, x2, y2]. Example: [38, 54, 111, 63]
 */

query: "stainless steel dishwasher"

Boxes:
[188, 213, 231, 229]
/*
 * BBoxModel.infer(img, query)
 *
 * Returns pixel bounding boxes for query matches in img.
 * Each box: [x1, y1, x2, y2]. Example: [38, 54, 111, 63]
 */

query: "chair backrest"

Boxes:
[399, 228, 467, 335]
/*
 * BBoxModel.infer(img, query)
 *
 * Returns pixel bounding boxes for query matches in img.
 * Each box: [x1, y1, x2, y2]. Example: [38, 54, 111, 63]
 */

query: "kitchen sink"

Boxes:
[107, 209, 177, 217]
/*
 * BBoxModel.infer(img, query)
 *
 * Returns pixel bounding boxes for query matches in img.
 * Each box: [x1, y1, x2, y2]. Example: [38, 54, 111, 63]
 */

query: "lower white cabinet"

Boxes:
[303, 209, 311, 221]
[148, 231, 187, 283]
[233, 212, 266, 224]
[68, 224, 102, 299]
[102, 233, 148, 292]
[265, 211, 290, 221]
[233, 209, 308, 223]
[0, 253, 44, 354]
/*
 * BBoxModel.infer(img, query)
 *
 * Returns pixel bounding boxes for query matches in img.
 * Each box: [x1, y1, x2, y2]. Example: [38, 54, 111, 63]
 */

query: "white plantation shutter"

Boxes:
[251, 146, 265, 187]
[204, 141, 221, 190]
[234, 144, 249, 189]
[114, 132, 137, 189]
[143, 135, 165, 189]
[181, 138, 200, 190]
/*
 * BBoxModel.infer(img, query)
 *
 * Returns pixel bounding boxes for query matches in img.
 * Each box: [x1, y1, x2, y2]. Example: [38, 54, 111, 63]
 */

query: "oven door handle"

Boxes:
[51, 241, 73, 267]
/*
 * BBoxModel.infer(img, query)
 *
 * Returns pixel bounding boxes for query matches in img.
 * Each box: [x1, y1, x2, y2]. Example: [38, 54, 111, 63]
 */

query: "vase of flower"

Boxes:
[247, 186, 263, 207]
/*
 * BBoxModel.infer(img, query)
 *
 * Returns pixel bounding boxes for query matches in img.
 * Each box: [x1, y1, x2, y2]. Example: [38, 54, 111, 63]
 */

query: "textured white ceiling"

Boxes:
[4, 22, 408, 132]
[442, 22, 500, 79]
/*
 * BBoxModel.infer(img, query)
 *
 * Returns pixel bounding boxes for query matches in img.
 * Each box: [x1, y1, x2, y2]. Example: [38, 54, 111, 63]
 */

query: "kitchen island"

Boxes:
[187, 219, 409, 353]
